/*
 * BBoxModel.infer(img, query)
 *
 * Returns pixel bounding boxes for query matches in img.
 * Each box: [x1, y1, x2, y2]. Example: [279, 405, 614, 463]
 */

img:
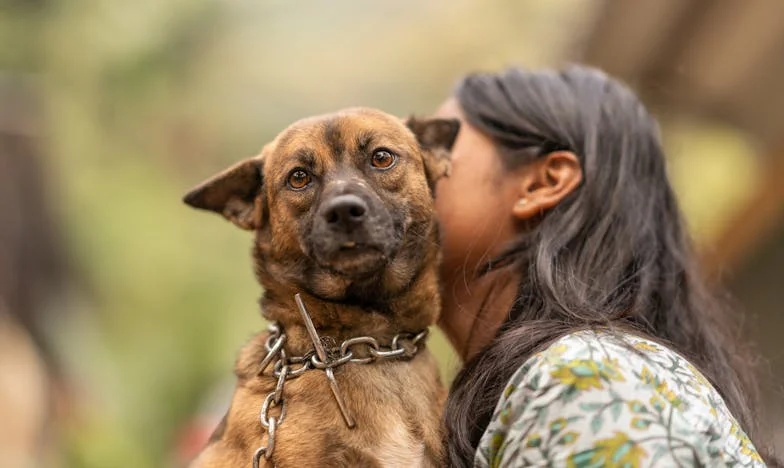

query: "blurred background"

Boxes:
[1, 0, 783, 466]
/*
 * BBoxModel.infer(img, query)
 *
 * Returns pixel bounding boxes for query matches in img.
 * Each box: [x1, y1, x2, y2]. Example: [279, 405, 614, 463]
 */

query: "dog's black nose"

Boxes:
[322, 194, 368, 227]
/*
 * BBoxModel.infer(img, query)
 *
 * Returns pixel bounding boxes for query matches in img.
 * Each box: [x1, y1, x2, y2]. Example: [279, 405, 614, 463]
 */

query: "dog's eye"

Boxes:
[371, 149, 397, 169]
[287, 169, 312, 190]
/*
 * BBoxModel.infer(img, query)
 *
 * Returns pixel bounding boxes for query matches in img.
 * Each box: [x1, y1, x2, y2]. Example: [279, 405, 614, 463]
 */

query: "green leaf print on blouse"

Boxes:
[475, 331, 765, 468]
[567, 431, 647, 468]
[549, 357, 626, 391]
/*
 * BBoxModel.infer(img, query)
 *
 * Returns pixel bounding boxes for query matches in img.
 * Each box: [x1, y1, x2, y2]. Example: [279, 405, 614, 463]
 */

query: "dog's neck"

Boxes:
[258, 270, 440, 356]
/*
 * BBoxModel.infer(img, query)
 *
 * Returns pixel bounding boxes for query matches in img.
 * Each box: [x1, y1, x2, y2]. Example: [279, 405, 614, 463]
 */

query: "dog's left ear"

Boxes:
[182, 155, 266, 231]
[406, 117, 460, 192]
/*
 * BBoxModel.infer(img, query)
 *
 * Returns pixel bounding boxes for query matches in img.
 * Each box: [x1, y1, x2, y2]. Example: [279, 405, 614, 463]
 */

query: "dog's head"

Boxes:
[184, 108, 458, 308]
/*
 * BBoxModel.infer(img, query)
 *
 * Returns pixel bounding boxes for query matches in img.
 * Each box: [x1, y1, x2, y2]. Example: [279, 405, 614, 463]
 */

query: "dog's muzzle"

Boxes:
[309, 189, 399, 277]
[321, 194, 368, 233]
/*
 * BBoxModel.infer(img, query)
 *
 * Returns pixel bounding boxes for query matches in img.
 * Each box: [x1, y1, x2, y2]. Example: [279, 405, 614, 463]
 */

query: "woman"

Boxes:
[434, 66, 774, 467]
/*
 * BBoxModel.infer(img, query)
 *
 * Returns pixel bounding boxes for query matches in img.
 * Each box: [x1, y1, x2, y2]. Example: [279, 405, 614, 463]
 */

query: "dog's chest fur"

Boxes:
[374, 423, 426, 467]
[193, 333, 445, 468]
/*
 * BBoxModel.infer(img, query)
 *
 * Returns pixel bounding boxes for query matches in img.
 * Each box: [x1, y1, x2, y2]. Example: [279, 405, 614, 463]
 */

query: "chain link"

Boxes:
[260, 392, 287, 428]
[251, 322, 429, 466]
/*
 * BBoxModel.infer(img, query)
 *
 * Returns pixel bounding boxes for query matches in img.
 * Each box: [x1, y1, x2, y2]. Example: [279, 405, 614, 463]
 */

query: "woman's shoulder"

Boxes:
[475, 329, 765, 467]
[502, 330, 729, 413]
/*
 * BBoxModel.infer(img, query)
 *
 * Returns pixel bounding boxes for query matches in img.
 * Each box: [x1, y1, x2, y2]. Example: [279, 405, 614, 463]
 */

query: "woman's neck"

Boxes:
[438, 265, 520, 362]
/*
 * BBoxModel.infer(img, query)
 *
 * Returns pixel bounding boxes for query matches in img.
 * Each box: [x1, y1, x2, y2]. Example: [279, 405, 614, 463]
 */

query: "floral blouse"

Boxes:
[475, 330, 765, 467]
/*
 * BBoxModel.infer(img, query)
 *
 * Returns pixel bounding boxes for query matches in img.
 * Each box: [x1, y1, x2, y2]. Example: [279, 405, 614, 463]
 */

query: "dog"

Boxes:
[183, 107, 459, 467]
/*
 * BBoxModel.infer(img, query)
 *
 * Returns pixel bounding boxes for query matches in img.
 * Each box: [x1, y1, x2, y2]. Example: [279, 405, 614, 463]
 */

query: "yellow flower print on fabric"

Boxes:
[633, 341, 659, 352]
[600, 358, 626, 382]
[550, 343, 569, 355]
[476, 332, 767, 467]
[567, 432, 647, 468]
[525, 433, 542, 448]
[640, 365, 684, 409]
[626, 400, 647, 413]
[557, 431, 580, 446]
[732, 424, 764, 463]
[550, 358, 626, 391]
[685, 360, 713, 389]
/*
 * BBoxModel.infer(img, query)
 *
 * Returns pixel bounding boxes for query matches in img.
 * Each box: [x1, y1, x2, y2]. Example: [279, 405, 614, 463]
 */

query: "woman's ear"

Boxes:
[512, 151, 583, 220]
[182, 150, 267, 231]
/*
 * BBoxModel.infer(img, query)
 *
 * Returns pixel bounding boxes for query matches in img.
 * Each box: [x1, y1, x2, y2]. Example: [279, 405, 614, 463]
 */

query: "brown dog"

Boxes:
[183, 108, 459, 467]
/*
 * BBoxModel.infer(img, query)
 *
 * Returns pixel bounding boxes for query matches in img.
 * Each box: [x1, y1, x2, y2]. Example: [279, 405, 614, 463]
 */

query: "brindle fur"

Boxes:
[183, 108, 459, 467]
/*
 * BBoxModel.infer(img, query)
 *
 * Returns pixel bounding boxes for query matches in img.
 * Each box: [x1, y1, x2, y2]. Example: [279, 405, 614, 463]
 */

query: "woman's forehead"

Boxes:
[433, 98, 463, 120]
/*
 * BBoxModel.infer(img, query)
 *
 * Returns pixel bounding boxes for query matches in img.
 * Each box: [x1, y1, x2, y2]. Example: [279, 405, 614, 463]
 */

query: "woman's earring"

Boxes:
[516, 199, 528, 208]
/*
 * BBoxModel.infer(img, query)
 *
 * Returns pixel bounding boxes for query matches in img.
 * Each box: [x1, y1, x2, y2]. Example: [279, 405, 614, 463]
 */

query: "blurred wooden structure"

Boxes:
[576, 0, 784, 446]
[0, 74, 65, 467]
[577, 0, 784, 268]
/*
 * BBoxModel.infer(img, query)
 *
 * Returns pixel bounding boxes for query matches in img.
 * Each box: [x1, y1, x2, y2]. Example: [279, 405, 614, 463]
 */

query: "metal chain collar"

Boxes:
[252, 293, 429, 467]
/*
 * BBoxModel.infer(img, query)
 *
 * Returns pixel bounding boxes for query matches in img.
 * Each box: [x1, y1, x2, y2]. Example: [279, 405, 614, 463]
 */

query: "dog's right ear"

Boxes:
[406, 116, 460, 193]
[406, 117, 460, 151]
[182, 155, 265, 231]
